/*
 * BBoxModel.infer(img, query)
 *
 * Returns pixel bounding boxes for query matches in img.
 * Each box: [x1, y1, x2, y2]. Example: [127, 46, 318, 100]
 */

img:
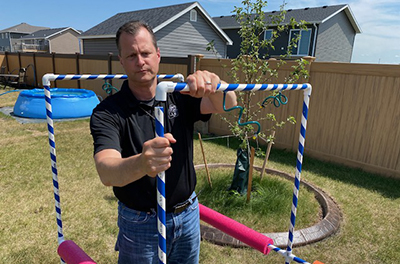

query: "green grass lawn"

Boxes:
[196, 167, 320, 233]
[0, 88, 399, 264]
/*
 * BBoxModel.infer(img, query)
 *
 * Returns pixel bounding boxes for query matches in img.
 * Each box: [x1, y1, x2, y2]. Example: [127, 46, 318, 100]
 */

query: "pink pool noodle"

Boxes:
[199, 204, 273, 255]
[57, 240, 97, 264]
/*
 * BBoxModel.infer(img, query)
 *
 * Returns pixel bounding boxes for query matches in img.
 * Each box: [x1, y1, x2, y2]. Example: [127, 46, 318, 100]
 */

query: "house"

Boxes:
[0, 23, 49, 52]
[16, 27, 82, 53]
[213, 4, 362, 62]
[80, 2, 232, 58]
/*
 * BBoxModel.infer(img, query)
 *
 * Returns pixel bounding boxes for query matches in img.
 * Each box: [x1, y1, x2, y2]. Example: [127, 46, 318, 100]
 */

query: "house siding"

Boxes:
[10, 33, 28, 52]
[50, 31, 81, 54]
[82, 9, 227, 58]
[83, 38, 118, 55]
[223, 27, 316, 59]
[0, 33, 11, 52]
[224, 29, 240, 59]
[155, 8, 227, 58]
[315, 11, 356, 62]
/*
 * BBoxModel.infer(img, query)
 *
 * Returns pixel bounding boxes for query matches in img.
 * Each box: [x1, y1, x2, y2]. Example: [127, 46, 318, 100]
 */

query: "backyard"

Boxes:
[0, 87, 399, 264]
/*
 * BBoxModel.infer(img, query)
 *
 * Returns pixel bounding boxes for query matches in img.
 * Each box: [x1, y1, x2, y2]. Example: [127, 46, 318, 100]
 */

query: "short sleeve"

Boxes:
[90, 105, 122, 155]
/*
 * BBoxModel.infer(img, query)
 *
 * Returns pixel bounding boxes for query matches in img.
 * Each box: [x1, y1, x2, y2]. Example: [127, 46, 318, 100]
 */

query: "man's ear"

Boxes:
[157, 48, 161, 61]
[118, 55, 123, 66]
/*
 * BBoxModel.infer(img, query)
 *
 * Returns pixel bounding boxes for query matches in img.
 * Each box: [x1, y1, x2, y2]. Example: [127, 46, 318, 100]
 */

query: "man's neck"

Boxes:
[128, 79, 157, 101]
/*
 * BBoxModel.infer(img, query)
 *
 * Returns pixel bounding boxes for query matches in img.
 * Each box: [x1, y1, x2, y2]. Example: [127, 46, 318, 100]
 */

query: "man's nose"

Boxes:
[137, 55, 145, 66]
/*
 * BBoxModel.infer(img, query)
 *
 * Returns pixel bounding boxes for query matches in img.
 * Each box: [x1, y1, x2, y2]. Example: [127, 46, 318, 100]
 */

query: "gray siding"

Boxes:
[82, 8, 227, 58]
[0, 34, 10, 51]
[156, 8, 227, 58]
[223, 27, 316, 59]
[83, 38, 118, 55]
[0, 33, 27, 52]
[315, 11, 356, 62]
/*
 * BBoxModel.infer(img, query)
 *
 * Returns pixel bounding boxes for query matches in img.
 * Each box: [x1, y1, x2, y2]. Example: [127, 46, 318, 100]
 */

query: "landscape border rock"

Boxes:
[195, 163, 342, 248]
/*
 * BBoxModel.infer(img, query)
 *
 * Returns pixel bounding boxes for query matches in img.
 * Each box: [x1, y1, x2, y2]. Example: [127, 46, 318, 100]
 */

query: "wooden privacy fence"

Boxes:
[198, 57, 400, 178]
[0, 52, 196, 98]
[1, 52, 399, 178]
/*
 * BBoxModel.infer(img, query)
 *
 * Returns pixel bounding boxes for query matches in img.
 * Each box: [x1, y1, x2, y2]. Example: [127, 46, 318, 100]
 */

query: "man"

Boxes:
[90, 20, 236, 264]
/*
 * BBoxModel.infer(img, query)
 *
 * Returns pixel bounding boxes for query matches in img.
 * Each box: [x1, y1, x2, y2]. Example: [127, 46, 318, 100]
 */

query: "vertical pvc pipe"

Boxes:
[44, 84, 65, 264]
[155, 106, 167, 264]
[285, 89, 311, 264]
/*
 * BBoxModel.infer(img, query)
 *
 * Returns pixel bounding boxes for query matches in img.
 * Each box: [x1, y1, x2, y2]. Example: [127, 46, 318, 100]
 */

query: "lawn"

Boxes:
[0, 88, 399, 264]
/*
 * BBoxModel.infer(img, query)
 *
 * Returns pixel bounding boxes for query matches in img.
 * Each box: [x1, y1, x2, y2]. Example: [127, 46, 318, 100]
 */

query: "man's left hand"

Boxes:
[185, 70, 220, 98]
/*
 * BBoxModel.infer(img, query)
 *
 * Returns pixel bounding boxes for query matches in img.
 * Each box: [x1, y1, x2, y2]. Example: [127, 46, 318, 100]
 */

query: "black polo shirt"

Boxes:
[90, 80, 211, 212]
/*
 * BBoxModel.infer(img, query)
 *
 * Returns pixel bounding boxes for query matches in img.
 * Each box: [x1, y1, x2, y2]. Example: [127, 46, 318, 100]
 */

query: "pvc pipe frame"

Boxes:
[42, 74, 312, 264]
[155, 81, 312, 264]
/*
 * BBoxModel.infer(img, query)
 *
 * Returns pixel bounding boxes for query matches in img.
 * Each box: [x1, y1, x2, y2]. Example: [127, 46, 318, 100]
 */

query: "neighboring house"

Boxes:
[80, 2, 232, 58]
[213, 4, 361, 62]
[16, 27, 82, 53]
[0, 23, 49, 52]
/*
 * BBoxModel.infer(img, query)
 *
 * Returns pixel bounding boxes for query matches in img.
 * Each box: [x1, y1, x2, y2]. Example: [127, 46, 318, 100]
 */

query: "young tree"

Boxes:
[208, 0, 310, 194]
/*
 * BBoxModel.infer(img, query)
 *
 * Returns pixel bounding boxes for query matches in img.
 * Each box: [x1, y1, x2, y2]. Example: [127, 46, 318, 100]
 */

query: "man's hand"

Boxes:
[185, 70, 220, 98]
[139, 133, 176, 177]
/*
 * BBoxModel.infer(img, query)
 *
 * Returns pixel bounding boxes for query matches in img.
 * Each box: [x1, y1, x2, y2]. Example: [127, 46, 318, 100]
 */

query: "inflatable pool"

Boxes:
[13, 88, 100, 119]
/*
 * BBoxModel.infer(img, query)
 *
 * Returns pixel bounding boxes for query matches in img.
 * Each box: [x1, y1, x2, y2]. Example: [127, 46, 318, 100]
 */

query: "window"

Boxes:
[1, 33, 3, 39]
[190, 10, 197, 22]
[289, 29, 311, 56]
[264, 29, 273, 40]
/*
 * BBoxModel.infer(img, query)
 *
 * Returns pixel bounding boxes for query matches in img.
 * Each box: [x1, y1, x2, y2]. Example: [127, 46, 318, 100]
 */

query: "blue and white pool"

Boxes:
[13, 88, 100, 119]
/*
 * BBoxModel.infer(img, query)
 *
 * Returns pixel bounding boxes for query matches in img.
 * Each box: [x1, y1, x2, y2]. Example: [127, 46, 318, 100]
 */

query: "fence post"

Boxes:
[33, 53, 38, 87]
[52, 52, 57, 87]
[18, 52, 22, 69]
[108, 52, 113, 85]
[75, 52, 81, 88]
[5, 51, 10, 73]
[195, 54, 204, 72]
[187, 54, 196, 74]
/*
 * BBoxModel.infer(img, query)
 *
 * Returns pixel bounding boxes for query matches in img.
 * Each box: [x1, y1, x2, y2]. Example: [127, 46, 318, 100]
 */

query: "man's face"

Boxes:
[118, 28, 160, 85]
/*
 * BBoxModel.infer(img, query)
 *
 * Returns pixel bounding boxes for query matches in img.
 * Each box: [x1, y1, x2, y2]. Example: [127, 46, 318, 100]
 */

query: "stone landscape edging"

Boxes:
[195, 163, 342, 248]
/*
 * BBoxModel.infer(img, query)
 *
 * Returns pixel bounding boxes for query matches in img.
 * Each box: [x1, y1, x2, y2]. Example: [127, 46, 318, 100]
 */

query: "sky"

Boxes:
[1, 0, 399, 64]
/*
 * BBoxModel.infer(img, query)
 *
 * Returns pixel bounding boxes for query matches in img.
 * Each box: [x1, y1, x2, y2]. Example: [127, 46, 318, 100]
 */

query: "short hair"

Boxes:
[116, 20, 158, 54]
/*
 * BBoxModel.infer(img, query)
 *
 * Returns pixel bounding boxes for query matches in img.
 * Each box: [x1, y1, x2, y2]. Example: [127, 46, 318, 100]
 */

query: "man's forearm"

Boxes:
[201, 89, 237, 114]
[95, 152, 146, 187]
[210, 90, 237, 113]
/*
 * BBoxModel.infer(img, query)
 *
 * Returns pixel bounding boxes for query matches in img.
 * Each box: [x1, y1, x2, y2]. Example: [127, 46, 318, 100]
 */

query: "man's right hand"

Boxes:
[94, 133, 176, 187]
[140, 133, 176, 177]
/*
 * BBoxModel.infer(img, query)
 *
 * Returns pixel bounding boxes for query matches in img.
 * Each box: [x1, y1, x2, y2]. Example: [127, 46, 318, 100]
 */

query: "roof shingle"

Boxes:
[21, 27, 80, 39]
[213, 4, 348, 28]
[0, 22, 49, 34]
[82, 2, 196, 36]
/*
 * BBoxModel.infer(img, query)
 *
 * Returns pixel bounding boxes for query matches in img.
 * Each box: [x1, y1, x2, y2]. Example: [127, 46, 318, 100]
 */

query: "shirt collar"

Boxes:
[120, 80, 155, 109]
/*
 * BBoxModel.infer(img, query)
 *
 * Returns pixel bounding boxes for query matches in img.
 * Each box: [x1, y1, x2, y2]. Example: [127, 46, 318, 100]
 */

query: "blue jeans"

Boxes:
[115, 192, 200, 264]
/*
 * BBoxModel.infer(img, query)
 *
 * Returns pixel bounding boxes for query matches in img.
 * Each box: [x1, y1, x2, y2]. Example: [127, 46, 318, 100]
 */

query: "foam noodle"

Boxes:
[199, 204, 273, 255]
[57, 240, 96, 264]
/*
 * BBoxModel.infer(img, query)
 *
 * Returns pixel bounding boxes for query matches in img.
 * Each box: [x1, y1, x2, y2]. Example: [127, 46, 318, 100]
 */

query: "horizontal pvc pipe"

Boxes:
[42, 73, 185, 86]
[155, 82, 311, 101]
